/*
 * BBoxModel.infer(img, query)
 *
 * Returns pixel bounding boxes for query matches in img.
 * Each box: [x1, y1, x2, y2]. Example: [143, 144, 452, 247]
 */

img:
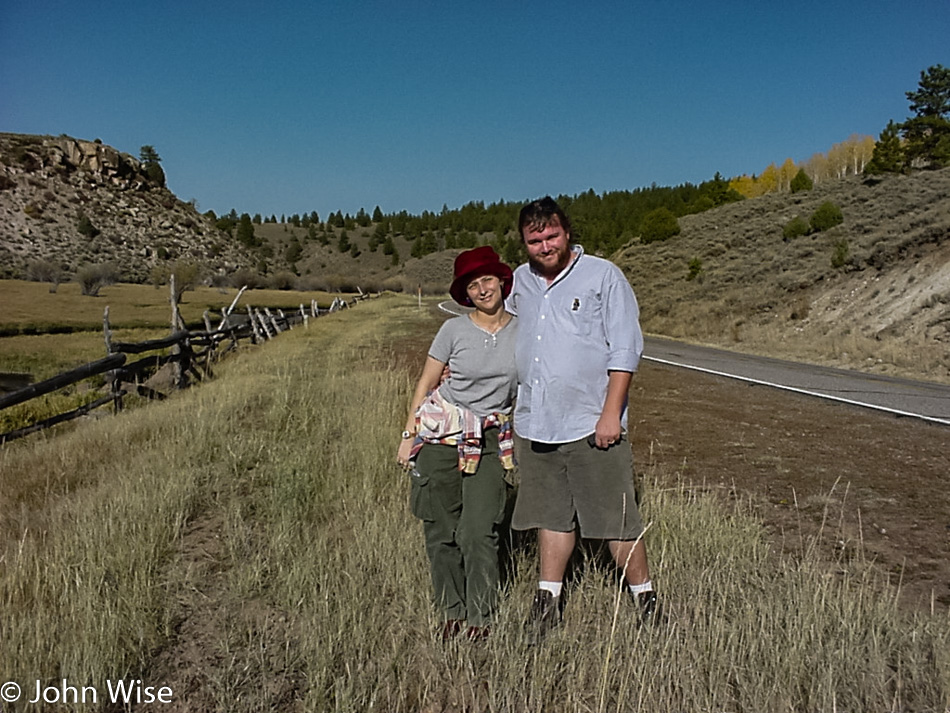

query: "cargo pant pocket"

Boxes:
[409, 470, 433, 521]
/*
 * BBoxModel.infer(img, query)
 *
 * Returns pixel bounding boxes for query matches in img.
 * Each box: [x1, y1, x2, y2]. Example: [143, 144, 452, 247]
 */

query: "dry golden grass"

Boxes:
[1, 295, 947, 711]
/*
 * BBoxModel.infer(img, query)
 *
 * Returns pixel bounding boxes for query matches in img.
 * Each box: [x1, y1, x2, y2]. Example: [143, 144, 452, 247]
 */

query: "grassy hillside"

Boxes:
[248, 221, 461, 294]
[616, 167, 950, 383]
[0, 296, 947, 711]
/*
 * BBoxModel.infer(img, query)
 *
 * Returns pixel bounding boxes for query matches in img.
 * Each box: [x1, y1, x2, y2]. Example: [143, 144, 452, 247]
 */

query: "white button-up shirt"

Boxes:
[507, 245, 643, 444]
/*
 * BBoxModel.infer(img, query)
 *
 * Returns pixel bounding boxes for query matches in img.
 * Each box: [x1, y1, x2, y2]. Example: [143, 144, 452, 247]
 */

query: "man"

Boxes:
[506, 196, 658, 640]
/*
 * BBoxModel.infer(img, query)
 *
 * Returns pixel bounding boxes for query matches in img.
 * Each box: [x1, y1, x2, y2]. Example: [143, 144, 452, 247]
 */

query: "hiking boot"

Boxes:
[525, 590, 562, 645]
[633, 590, 662, 627]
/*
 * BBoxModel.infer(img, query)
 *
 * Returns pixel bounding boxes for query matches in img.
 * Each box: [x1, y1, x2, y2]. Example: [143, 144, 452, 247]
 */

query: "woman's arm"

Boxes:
[397, 356, 447, 465]
[403, 356, 447, 432]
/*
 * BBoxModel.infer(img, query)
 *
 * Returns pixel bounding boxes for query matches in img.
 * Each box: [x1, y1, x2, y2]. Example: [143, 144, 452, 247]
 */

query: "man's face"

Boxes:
[523, 217, 572, 279]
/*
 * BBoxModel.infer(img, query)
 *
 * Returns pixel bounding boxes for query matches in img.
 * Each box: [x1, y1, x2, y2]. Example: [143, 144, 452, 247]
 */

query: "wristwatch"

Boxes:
[401, 430, 414, 440]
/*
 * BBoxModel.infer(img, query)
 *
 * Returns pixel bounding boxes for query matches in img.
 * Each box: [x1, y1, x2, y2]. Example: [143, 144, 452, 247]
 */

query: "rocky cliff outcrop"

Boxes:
[0, 133, 254, 282]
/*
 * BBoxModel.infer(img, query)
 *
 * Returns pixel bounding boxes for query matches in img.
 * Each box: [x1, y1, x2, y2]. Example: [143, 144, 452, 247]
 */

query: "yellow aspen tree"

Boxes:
[834, 134, 875, 176]
[858, 135, 876, 173]
[806, 152, 831, 184]
[758, 163, 779, 194]
[827, 142, 849, 179]
[779, 158, 798, 192]
[729, 174, 759, 198]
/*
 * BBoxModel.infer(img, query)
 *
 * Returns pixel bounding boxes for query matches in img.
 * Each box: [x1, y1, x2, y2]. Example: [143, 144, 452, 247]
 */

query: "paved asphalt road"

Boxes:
[436, 302, 950, 426]
[644, 336, 950, 426]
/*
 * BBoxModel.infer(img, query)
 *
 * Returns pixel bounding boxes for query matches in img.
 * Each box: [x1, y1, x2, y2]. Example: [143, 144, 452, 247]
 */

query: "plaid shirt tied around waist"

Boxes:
[409, 387, 515, 473]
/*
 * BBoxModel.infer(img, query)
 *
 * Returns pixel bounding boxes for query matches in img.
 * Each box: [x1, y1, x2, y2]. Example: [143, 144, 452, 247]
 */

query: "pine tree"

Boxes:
[139, 145, 165, 187]
[237, 213, 258, 248]
[866, 121, 906, 174]
[790, 168, 813, 193]
[337, 230, 351, 253]
[902, 65, 950, 168]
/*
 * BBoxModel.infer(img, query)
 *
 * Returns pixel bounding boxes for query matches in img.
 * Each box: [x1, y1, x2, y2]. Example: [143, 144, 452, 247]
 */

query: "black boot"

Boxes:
[526, 590, 562, 645]
[633, 590, 662, 627]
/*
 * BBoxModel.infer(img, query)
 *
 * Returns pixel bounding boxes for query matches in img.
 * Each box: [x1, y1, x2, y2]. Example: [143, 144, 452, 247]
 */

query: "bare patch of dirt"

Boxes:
[129, 510, 304, 713]
[629, 360, 950, 610]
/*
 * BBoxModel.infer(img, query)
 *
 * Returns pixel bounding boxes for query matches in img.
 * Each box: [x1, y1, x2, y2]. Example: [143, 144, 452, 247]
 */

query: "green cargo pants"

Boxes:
[410, 430, 507, 627]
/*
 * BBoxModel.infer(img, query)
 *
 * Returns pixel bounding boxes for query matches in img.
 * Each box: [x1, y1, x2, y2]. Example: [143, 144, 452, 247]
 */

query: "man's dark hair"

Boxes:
[518, 196, 572, 239]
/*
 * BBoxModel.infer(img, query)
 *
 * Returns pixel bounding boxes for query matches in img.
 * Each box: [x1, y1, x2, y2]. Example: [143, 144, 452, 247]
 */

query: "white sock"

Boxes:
[628, 580, 654, 597]
[539, 581, 563, 598]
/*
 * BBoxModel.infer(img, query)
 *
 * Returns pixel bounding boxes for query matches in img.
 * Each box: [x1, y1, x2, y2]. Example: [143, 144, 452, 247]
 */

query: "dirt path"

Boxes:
[629, 360, 950, 611]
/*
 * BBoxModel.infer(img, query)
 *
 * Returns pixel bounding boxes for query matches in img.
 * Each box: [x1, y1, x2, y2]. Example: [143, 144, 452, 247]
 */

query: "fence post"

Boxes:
[103, 307, 123, 413]
[170, 275, 183, 387]
[247, 306, 263, 343]
[265, 308, 282, 334]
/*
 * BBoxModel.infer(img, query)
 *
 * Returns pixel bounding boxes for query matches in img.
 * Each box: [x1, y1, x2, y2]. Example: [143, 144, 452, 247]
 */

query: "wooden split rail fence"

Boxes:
[0, 284, 376, 445]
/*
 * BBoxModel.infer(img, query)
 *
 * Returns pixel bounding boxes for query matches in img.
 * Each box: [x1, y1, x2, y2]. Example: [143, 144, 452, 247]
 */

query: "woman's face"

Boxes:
[466, 274, 504, 312]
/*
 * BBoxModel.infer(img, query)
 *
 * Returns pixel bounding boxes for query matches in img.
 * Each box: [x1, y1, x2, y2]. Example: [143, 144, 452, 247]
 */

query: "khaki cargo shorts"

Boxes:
[511, 433, 644, 540]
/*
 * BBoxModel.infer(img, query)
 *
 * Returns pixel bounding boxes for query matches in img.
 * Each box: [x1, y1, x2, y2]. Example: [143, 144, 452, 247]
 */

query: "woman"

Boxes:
[397, 246, 517, 642]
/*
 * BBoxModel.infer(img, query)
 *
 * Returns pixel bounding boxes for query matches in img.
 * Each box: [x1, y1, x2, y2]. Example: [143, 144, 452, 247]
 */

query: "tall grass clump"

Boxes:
[1, 295, 947, 711]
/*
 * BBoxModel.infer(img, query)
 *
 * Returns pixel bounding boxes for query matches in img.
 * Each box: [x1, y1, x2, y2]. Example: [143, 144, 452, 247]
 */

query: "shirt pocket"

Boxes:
[560, 290, 599, 337]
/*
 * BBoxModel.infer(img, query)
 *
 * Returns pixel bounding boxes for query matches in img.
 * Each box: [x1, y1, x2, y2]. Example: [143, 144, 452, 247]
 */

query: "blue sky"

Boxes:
[2, 1, 948, 220]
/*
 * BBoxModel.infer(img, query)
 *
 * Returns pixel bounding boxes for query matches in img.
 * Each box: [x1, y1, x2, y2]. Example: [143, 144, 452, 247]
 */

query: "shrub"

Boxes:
[686, 257, 704, 281]
[640, 207, 681, 244]
[26, 259, 63, 292]
[831, 239, 850, 269]
[687, 196, 715, 214]
[76, 262, 120, 296]
[809, 201, 844, 233]
[782, 216, 811, 240]
[150, 261, 202, 301]
[268, 271, 297, 290]
[230, 267, 265, 289]
[77, 213, 100, 238]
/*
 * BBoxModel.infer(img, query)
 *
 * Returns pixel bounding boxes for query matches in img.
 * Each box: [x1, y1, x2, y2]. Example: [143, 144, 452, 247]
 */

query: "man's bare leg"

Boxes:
[608, 538, 650, 586]
[539, 528, 576, 583]
[609, 538, 660, 624]
[527, 528, 576, 642]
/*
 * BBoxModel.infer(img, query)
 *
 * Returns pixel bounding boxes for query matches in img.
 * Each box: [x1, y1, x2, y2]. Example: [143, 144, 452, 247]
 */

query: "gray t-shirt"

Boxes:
[428, 314, 518, 417]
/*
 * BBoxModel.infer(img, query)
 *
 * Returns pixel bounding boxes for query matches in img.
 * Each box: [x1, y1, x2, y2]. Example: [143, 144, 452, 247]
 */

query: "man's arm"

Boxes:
[593, 369, 631, 448]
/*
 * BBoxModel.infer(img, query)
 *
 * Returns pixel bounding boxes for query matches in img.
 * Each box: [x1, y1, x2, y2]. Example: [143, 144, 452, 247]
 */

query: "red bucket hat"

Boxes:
[449, 246, 514, 306]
